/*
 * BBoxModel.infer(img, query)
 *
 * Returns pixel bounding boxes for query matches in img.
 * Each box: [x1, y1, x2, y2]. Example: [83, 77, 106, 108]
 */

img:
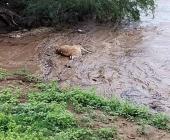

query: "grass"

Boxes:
[0, 87, 118, 140]
[0, 70, 169, 139]
[0, 68, 41, 83]
[12, 69, 41, 83]
[0, 69, 11, 80]
[31, 82, 170, 130]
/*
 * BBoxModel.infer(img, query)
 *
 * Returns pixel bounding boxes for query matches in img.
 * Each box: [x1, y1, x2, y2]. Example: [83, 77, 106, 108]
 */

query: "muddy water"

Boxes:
[0, 0, 170, 113]
[122, 0, 170, 112]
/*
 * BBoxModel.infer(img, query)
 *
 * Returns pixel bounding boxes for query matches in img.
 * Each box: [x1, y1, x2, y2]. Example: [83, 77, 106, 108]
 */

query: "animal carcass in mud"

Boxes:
[56, 44, 91, 60]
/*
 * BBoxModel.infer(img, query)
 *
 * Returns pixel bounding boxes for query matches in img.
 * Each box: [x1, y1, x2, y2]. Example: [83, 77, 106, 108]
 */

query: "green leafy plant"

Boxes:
[12, 69, 41, 83]
[0, 69, 10, 80]
[0, 80, 169, 139]
[22, 0, 155, 25]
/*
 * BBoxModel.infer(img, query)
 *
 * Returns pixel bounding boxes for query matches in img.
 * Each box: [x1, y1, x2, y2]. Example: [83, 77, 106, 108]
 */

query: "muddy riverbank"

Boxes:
[0, 0, 170, 114]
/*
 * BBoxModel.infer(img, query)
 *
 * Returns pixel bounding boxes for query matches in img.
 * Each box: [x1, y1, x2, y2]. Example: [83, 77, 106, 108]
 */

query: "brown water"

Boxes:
[0, 0, 170, 113]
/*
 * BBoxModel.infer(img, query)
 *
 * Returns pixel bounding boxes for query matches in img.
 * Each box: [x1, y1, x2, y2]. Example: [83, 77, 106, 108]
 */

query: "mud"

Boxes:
[115, 118, 170, 140]
[0, 28, 52, 73]
[75, 110, 170, 140]
[0, 0, 170, 114]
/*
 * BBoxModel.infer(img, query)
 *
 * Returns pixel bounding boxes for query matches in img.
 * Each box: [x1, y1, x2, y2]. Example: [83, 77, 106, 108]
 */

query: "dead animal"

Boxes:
[56, 45, 91, 60]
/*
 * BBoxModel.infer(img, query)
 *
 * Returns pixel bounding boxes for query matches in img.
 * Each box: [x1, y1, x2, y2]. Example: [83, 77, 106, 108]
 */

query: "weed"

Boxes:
[12, 69, 41, 83]
[96, 127, 118, 140]
[151, 114, 170, 130]
[0, 69, 10, 80]
[56, 127, 118, 140]
[0, 81, 169, 139]
[0, 69, 41, 83]
[29, 83, 170, 131]
[0, 88, 19, 105]
[78, 114, 93, 128]
[137, 123, 148, 135]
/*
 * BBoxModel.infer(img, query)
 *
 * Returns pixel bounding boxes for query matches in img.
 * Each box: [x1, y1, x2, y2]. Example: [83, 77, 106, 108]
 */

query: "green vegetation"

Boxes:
[0, 86, 118, 140]
[0, 69, 10, 80]
[12, 69, 41, 83]
[23, 0, 155, 24]
[0, 68, 41, 83]
[0, 78, 169, 139]
[1, 0, 155, 27]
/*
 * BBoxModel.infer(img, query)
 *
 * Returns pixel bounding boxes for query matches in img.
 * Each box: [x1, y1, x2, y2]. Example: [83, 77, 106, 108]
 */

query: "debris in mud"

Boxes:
[149, 101, 165, 112]
[76, 29, 86, 34]
[9, 33, 21, 38]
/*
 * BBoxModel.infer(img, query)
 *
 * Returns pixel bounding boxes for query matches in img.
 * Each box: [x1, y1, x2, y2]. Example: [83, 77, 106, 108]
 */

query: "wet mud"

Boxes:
[0, 0, 170, 114]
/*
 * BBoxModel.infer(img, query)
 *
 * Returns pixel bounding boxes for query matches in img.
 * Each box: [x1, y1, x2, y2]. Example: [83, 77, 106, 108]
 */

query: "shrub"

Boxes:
[22, 0, 155, 25]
